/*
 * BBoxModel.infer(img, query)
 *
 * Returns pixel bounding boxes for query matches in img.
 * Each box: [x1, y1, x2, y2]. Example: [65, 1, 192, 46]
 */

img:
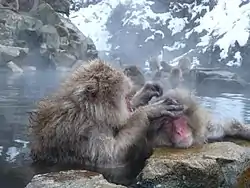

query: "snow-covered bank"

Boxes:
[70, 0, 250, 68]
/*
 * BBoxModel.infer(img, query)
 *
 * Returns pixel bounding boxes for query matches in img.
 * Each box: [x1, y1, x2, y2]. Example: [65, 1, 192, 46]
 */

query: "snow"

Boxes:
[194, 0, 250, 65]
[168, 17, 187, 35]
[70, 0, 250, 67]
[163, 42, 186, 52]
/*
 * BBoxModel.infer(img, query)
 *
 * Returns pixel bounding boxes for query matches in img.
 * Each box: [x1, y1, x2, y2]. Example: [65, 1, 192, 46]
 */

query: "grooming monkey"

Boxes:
[28, 59, 184, 185]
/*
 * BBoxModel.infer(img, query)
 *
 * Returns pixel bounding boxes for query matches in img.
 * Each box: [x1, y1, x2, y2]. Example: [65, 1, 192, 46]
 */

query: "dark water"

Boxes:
[0, 71, 250, 188]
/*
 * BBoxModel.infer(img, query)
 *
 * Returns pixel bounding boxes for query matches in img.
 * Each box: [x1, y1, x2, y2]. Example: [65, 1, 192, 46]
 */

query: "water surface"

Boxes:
[0, 71, 250, 188]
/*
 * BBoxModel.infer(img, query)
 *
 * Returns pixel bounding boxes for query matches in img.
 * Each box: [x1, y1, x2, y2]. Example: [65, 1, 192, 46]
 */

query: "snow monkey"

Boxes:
[28, 59, 184, 185]
[169, 67, 184, 89]
[178, 57, 191, 73]
[149, 88, 250, 148]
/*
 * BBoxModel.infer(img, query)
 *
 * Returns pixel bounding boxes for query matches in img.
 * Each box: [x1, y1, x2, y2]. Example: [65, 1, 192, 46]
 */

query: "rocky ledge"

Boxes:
[26, 142, 250, 188]
[0, 1, 98, 72]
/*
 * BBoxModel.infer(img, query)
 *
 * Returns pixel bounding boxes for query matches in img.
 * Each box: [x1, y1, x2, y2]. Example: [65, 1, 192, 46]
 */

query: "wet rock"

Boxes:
[25, 142, 250, 188]
[0, 3, 97, 70]
[0, 44, 28, 66]
[25, 170, 125, 188]
[193, 68, 248, 93]
[52, 50, 76, 67]
[141, 142, 250, 188]
[6, 61, 23, 73]
[195, 69, 238, 82]
[59, 15, 98, 60]
[44, 0, 70, 16]
[30, 3, 62, 25]
[39, 25, 60, 50]
[198, 77, 248, 93]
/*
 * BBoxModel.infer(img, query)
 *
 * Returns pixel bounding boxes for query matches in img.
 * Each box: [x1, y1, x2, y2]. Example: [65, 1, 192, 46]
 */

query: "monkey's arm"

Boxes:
[207, 119, 250, 141]
[131, 82, 163, 109]
[223, 119, 250, 140]
[114, 103, 184, 154]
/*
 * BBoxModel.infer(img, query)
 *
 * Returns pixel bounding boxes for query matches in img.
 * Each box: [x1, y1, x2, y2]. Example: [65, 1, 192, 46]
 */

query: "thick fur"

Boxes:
[28, 59, 184, 171]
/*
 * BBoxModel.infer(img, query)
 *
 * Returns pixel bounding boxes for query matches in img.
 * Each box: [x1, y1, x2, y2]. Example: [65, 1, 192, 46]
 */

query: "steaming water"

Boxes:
[0, 71, 250, 188]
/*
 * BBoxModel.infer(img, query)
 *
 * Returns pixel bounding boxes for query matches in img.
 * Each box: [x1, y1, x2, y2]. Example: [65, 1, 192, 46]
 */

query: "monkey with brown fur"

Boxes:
[149, 88, 250, 148]
[169, 67, 184, 89]
[28, 59, 184, 185]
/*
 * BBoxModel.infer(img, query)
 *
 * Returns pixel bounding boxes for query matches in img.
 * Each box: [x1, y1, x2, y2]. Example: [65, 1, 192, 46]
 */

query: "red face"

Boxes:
[165, 116, 193, 148]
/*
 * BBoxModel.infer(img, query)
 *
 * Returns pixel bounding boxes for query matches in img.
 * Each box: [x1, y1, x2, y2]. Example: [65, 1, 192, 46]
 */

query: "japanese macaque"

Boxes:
[178, 57, 191, 73]
[169, 67, 184, 89]
[150, 88, 250, 148]
[28, 59, 184, 185]
[123, 65, 145, 95]
[160, 60, 172, 73]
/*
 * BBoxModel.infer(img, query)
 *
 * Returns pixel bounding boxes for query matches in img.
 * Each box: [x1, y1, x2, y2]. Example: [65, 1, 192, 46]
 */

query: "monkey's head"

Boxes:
[62, 59, 133, 120]
[160, 61, 172, 72]
[169, 67, 184, 89]
[178, 57, 191, 72]
[170, 67, 183, 78]
[162, 89, 206, 148]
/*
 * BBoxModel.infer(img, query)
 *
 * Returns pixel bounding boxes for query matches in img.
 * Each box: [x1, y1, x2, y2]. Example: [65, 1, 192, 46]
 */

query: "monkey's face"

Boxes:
[165, 116, 194, 148]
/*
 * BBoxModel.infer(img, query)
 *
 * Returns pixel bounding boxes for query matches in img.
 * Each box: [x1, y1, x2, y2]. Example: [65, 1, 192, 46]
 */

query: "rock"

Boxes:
[140, 142, 250, 188]
[52, 50, 76, 67]
[195, 69, 238, 82]
[39, 25, 60, 50]
[0, 4, 97, 70]
[25, 142, 250, 188]
[44, 0, 70, 16]
[193, 69, 248, 93]
[6, 61, 23, 73]
[198, 77, 247, 93]
[59, 14, 98, 60]
[0, 44, 28, 66]
[25, 170, 125, 188]
[30, 3, 62, 25]
[71, 60, 84, 70]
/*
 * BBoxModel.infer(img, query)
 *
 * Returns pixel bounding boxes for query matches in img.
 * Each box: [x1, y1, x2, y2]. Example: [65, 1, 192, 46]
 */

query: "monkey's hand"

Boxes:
[145, 97, 184, 121]
[143, 82, 163, 99]
[131, 82, 163, 108]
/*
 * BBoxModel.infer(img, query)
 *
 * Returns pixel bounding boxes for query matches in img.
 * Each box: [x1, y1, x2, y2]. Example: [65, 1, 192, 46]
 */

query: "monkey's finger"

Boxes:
[160, 110, 178, 118]
[164, 104, 184, 111]
[149, 91, 161, 98]
[162, 98, 180, 105]
[160, 110, 183, 118]
[169, 111, 185, 119]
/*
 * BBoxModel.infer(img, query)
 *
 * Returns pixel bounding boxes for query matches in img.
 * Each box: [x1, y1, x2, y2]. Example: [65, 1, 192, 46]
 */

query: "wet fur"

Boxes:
[29, 59, 151, 167]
